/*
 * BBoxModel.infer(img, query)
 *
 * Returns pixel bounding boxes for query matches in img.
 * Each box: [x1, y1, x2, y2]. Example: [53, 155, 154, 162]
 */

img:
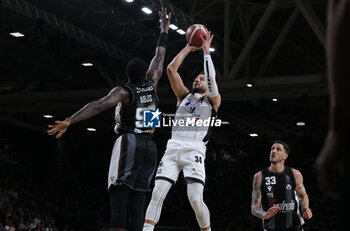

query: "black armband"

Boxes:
[157, 32, 169, 48]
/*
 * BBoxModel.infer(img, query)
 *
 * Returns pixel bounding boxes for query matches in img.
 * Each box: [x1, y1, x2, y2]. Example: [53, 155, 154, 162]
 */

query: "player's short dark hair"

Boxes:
[272, 140, 290, 155]
[126, 58, 147, 83]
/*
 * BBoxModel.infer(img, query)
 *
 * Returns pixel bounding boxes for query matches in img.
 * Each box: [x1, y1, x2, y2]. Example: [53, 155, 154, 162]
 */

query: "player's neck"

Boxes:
[269, 163, 285, 173]
[191, 88, 207, 96]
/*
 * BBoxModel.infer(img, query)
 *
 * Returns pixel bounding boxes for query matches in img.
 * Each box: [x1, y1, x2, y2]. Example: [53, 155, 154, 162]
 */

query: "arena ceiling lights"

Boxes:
[124, 2, 201, 46]
[176, 29, 186, 35]
[296, 122, 306, 126]
[141, 7, 152, 14]
[169, 24, 178, 30]
[10, 32, 25, 37]
[82, 62, 94, 67]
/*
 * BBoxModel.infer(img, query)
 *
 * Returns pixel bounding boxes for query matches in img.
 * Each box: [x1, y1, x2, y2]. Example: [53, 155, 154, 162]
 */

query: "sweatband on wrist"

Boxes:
[204, 54, 219, 97]
[157, 32, 169, 48]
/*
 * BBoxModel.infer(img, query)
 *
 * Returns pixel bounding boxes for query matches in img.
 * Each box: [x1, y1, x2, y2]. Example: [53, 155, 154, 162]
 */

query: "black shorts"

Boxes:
[108, 133, 157, 192]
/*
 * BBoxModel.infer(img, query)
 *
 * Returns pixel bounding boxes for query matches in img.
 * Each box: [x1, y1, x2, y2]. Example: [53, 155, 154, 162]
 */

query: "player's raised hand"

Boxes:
[185, 43, 201, 52]
[47, 120, 70, 138]
[263, 207, 280, 219]
[201, 31, 214, 55]
[159, 7, 171, 33]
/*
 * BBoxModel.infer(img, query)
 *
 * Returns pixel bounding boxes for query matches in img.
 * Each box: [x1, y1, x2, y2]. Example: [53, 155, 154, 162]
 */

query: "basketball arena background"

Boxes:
[0, 0, 336, 230]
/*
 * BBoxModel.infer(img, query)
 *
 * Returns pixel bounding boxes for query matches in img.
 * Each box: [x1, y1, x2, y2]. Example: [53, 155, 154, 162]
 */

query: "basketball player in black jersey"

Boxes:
[316, 1, 350, 230]
[47, 8, 171, 231]
[251, 141, 312, 231]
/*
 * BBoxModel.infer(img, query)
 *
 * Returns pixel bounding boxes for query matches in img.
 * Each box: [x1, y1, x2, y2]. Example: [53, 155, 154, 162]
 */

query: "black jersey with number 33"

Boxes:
[114, 79, 159, 136]
[261, 166, 304, 230]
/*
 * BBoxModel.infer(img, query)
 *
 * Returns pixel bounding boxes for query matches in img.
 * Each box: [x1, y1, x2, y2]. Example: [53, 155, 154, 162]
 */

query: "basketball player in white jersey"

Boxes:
[143, 32, 220, 231]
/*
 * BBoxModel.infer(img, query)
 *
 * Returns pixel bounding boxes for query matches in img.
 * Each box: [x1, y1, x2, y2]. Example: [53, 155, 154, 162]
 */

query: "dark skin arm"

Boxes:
[146, 7, 171, 90]
[316, 0, 350, 199]
[47, 8, 171, 139]
[47, 87, 130, 138]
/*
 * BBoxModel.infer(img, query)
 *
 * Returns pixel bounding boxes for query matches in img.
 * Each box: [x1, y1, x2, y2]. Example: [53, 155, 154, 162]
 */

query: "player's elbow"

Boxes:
[167, 64, 176, 76]
[251, 206, 256, 216]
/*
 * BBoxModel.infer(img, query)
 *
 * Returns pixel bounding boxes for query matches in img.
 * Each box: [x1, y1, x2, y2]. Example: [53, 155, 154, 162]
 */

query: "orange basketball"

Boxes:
[186, 24, 208, 47]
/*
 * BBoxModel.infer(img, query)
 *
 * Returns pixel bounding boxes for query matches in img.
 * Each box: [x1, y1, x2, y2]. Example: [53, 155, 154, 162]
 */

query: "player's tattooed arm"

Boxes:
[251, 172, 280, 219]
[251, 172, 266, 219]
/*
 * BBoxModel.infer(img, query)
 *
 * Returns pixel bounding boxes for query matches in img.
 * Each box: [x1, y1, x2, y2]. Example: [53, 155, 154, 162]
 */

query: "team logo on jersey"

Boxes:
[286, 184, 292, 190]
[143, 109, 161, 128]
[285, 175, 291, 183]
[267, 186, 272, 192]
[184, 101, 201, 113]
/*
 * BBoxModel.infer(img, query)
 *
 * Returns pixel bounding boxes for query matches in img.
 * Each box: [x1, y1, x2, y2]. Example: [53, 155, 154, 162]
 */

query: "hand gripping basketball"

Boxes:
[186, 24, 208, 47]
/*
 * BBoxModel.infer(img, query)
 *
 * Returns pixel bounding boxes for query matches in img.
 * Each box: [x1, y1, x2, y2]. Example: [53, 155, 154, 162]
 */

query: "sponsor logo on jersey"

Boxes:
[272, 200, 295, 211]
[267, 186, 272, 191]
[184, 101, 201, 113]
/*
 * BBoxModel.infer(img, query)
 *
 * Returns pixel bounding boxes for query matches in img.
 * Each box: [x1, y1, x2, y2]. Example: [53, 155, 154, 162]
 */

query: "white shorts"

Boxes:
[155, 136, 207, 185]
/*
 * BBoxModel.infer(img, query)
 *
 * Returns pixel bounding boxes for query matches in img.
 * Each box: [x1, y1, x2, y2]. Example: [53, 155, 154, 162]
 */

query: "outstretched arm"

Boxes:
[251, 172, 280, 219]
[47, 86, 129, 138]
[202, 31, 221, 112]
[316, 0, 350, 199]
[167, 45, 200, 104]
[147, 8, 171, 90]
[293, 169, 312, 219]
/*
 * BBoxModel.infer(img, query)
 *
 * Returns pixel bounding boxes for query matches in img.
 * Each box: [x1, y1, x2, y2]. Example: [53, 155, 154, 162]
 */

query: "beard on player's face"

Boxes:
[192, 74, 207, 94]
[192, 86, 207, 94]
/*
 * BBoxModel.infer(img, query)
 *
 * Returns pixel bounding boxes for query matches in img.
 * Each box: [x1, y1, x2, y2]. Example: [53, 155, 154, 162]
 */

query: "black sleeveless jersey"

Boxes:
[261, 166, 304, 230]
[114, 80, 159, 136]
